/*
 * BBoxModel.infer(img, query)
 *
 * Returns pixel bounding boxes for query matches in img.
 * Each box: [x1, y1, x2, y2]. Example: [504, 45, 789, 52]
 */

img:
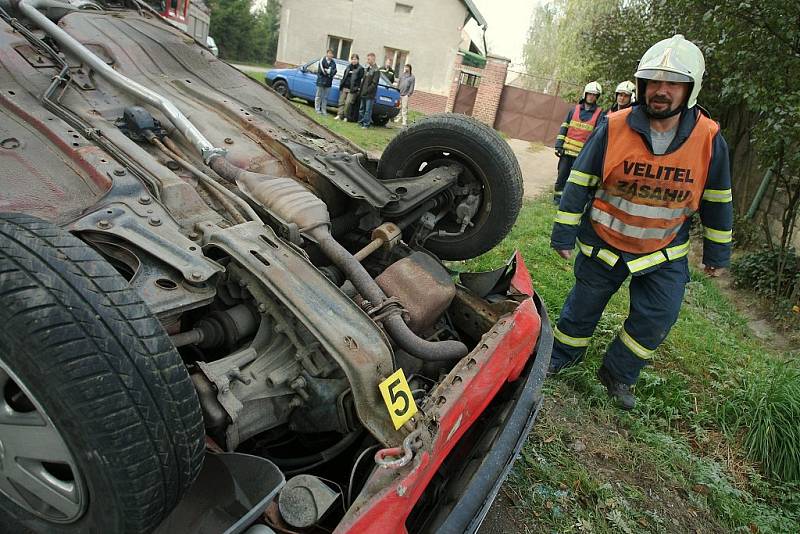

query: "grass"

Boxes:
[243, 70, 269, 84]
[225, 59, 274, 70]
[455, 198, 800, 532]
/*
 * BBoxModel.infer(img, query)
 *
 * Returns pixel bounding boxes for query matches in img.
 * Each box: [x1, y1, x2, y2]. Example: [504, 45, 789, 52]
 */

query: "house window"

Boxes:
[328, 36, 353, 60]
[459, 72, 481, 87]
[395, 3, 413, 14]
[383, 47, 409, 72]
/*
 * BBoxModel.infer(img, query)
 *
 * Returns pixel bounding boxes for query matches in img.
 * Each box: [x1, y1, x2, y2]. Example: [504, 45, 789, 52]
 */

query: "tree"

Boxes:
[260, 0, 280, 64]
[208, 0, 281, 64]
[521, 0, 615, 96]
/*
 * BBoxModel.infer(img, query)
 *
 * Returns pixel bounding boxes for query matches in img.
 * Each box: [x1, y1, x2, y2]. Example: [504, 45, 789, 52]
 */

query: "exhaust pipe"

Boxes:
[15, 0, 468, 361]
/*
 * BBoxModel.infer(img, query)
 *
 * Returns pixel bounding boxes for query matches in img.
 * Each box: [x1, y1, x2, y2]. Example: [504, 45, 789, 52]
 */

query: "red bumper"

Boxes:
[335, 251, 541, 533]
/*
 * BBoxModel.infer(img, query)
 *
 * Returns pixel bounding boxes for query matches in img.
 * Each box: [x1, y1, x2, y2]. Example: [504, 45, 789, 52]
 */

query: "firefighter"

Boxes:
[549, 35, 733, 410]
[553, 81, 604, 204]
[608, 80, 636, 114]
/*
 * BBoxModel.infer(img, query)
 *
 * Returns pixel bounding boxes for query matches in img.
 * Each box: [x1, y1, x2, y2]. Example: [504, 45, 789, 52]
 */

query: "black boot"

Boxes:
[597, 365, 636, 410]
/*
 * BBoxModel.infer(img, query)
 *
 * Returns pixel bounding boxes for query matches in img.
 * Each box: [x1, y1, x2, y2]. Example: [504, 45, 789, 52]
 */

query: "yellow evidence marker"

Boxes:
[378, 368, 418, 430]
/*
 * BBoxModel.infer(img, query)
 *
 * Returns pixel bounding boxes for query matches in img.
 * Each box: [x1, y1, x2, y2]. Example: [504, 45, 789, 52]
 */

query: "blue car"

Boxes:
[266, 59, 401, 125]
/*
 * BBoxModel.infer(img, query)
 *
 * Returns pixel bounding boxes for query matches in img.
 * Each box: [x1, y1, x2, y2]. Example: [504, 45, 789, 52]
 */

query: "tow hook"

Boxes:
[374, 428, 423, 469]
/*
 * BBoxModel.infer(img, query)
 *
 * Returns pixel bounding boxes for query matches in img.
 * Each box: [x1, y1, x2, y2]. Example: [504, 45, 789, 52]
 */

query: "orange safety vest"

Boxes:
[563, 104, 603, 157]
[590, 107, 719, 254]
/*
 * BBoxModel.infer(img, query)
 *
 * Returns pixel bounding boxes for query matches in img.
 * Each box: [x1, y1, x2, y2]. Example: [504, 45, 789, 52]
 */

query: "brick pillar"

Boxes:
[472, 55, 510, 127]
[445, 53, 464, 113]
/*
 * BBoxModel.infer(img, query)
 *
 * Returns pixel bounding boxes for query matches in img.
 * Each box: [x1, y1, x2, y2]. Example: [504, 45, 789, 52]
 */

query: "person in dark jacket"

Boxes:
[335, 54, 364, 121]
[549, 35, 733, 410]
[358, 53, 380, 128]
[314, 48, 337, 115]
[553, 81, 604, 204]
[379, 58, 395, 84]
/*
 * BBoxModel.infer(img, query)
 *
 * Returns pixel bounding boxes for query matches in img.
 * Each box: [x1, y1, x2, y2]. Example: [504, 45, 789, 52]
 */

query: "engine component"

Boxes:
[376, 252, 456, 335]
[278, 475, 340, 528]
[193, 261, 343, 450]
[354, 222, 402, 261]
[288, 375, 355, 435]
[171, 303, 259, 350]
[117, 105, 166, 141]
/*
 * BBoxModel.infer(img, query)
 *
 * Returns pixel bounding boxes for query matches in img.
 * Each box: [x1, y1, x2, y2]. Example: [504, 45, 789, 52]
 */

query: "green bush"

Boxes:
[719, 363, 800, 482]
[731, 248, 800, 300]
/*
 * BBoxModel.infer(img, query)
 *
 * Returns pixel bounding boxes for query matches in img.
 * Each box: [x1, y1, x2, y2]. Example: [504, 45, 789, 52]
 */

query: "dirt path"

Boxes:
[506, 138, 558, 200]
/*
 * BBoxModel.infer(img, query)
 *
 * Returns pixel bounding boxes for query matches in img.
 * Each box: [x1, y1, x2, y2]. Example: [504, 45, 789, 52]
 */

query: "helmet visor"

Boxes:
[635, 69, 692, 84]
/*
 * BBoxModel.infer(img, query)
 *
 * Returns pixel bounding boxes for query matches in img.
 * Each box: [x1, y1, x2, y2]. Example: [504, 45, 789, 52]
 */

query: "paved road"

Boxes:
[506, 137, 557, 200]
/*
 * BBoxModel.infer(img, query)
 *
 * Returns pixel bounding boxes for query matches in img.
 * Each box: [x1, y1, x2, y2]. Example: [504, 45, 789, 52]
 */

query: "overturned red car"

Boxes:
[0, 1, 551, 532]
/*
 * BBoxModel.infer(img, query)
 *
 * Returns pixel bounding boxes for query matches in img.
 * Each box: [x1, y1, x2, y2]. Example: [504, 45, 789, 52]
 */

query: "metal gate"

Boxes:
[493, 85, 572, 144]
[452, 84, 478, 116]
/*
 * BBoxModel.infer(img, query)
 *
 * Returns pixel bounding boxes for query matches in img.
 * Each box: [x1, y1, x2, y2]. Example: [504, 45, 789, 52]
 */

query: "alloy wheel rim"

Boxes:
[0, 359, 86, 523]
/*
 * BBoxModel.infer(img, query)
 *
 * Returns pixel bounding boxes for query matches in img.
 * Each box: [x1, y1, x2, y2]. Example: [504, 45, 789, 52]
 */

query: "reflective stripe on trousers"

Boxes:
[575, 238, 689, 273]
[551, 252, 689, 384]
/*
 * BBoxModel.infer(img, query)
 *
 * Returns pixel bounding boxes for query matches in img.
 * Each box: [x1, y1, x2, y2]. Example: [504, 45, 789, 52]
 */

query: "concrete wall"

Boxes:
[277, 0, 468, 96]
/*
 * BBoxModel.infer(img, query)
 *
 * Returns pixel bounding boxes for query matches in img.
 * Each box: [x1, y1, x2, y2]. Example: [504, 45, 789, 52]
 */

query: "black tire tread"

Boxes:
[0, 213, 204, 533]
[378, 113, 523, 260]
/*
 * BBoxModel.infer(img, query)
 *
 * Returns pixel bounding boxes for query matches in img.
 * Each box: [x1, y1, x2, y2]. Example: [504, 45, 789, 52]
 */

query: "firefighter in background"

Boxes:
[549, 35, 733, 409]
[553, 81, 604, 204]
[608, 80, 636, 114]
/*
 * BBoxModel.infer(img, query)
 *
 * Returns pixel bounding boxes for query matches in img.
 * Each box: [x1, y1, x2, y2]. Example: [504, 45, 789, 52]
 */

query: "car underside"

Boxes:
[0, 1, 551, 532]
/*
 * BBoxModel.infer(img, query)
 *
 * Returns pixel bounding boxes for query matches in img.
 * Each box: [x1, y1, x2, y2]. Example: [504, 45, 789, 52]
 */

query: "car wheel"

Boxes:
[377, 113, 523, 260]
[0, 213, 205, 533]
[272, 79, 290, 98]
[372, 116, 390, 127]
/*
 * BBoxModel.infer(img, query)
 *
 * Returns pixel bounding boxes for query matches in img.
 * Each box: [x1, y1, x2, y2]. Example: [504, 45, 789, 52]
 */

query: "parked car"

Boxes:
[206, 35, 218, 56]
[265, 58, 400, 125]
[0, 2, 551, 533]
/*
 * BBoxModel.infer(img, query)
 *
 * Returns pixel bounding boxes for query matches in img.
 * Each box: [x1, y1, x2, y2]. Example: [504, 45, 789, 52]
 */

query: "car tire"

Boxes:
[372, 116, 390, 127]
[272, 79, 290, 98]
[377, 113, 523, 260]
[0, 213, 205, 533]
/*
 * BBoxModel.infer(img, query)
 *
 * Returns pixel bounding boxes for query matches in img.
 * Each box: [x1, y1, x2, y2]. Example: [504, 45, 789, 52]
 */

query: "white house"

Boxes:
[275, 0, 487, 112]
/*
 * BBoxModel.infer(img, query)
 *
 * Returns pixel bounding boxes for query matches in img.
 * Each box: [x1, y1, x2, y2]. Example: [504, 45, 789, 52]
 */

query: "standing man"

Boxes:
[314, 49, 337, 115]
[554, 82, 604, 204]
[335, 54, 364, 121]
[379, 58, 395, 84]
[608, 81, 636, 114]
[358, 53, 381, 129]
[394, 64, 415, 126]
[549, 35, 733, 410]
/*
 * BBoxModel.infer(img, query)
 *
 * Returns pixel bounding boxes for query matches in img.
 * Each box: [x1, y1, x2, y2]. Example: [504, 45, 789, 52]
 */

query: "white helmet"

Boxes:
[635, 34, 705, 108]
[615, 80, 636, 103]
[583, 81, 602, 98]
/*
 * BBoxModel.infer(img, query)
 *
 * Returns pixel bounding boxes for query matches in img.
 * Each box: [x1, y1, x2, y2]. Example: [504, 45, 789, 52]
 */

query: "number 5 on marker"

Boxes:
[379, 368, 418, 430]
